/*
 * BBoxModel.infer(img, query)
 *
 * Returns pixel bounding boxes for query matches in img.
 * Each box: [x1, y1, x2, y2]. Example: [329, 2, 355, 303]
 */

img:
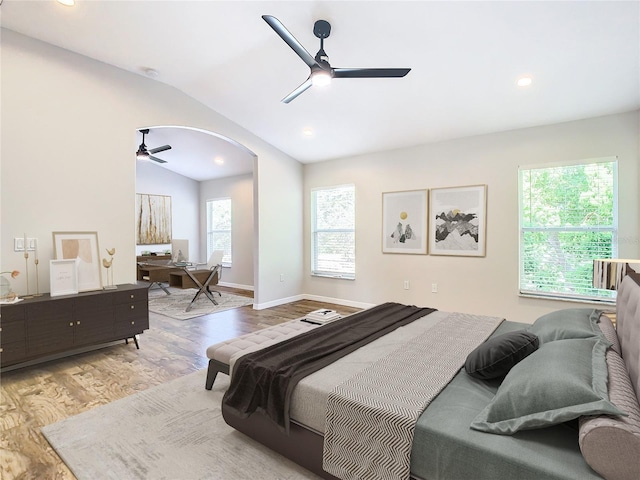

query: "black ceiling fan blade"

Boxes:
[333, 68, 411, 78]
[149, 155, 167, 164]
[149, 145, 171, 154]
[263, 15, 318, 69]
[282, 78, 313, 103]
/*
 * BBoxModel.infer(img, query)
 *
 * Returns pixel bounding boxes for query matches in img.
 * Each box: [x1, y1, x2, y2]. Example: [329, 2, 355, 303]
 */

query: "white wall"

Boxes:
[303, 111, 640, 323]
[0, 30, 303, 306]
[135, 160, 200, 259]
[200, 174, 254, 289]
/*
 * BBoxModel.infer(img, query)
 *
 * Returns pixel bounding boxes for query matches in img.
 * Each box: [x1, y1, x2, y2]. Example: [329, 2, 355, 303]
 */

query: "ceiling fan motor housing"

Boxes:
[313, 20, 331, 39]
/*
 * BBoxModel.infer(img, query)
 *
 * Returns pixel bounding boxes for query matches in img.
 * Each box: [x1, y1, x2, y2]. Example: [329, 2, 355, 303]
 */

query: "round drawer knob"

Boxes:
[130, 305, 135, 309]
[77, 321, 81, 325]
[130, 294, 134, 299]
[69, 322, 74, 327]
[131, 321, 135, 325]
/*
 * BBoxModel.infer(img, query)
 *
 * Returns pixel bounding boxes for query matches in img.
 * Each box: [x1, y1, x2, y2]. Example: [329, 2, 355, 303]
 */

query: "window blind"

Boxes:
[206, 198, 232, 265]
[311, 185, 355, 278]
[519, 158, 617, 301]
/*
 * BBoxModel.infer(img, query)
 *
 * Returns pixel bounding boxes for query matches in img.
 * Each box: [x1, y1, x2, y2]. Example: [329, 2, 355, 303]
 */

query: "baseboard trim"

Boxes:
[218, 281, 254, 291]
[253, 294, 305, 310]
[301, 294, 375, 310]
[253, 293, 375, 311]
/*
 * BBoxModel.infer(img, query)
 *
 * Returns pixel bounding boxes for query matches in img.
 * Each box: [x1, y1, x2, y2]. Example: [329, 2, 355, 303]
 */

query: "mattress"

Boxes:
[287, 319, 602, 480]
[410, 321, 602, 480]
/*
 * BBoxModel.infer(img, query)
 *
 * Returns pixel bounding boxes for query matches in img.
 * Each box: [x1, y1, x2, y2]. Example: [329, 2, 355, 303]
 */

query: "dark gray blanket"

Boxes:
[222, 302, 436, 433]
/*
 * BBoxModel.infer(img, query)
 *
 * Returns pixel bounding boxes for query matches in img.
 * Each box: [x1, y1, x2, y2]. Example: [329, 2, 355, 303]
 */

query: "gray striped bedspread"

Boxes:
[305, 312, 503, 480]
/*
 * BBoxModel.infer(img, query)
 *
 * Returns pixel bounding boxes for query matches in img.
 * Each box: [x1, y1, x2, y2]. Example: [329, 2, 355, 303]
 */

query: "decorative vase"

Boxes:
[0, 277, 12, 298]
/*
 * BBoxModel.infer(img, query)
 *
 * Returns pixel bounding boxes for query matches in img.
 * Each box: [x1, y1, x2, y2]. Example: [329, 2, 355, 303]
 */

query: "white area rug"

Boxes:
[42, 370, 320, 480]
[148, 288, 253, 320]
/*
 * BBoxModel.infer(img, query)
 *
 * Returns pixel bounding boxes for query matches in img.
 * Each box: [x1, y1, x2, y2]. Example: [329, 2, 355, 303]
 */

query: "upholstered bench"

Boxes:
[205, 317, 327, 389]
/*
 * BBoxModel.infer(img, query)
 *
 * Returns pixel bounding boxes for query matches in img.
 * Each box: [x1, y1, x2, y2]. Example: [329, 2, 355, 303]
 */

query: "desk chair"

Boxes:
[206, 250, 224, 294]
[184, 250, 224, 312]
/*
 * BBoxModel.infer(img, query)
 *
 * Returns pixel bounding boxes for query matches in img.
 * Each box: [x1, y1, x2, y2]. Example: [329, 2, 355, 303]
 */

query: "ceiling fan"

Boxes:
[136, 129, 171, 163]
[262, 15, 411, 103]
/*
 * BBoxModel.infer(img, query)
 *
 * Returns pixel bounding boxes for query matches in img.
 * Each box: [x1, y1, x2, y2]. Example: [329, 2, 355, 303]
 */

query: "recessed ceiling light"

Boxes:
[57, 0, 75, 6]
[303, 128, 314, 137]
[517, 76, 533, 87]
[214, 157, 224, 165]
[143, 68, 159, 78]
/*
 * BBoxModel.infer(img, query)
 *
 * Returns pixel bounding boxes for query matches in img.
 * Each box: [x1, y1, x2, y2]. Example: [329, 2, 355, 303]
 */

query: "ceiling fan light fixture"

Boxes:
[136, 150, 150, 161]
[311, 70, 332, 87]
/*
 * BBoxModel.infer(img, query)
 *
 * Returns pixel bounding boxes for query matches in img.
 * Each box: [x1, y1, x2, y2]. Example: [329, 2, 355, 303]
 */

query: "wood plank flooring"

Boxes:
[0, 286, 360, 480]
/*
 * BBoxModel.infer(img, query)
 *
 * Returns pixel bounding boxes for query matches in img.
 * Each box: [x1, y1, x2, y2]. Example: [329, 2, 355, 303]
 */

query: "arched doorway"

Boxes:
[134, 125, 257, 298]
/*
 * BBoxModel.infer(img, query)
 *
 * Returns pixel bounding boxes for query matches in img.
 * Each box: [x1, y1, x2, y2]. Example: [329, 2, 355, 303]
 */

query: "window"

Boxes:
[518, 158, 617, 301]
[311, 185, 355, 279]
[206, 198, 232, 266]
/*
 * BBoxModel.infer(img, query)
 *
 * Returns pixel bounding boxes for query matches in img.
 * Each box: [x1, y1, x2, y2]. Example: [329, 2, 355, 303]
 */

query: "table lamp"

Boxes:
[593, 259, 640, 325]
[593, 259, 640, 292]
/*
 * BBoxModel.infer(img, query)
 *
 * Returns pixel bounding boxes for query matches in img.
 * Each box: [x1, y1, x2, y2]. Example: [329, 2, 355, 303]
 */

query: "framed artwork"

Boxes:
[136, 193, 172, 245]
[52, 231, 103, 292]
[49, 259, 79, 297]
[382, 189, 428, 254]
[429, 184, 487, 257]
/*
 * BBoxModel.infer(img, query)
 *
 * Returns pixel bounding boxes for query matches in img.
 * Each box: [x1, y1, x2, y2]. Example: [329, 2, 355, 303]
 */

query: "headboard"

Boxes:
[616, 273, 640, 396]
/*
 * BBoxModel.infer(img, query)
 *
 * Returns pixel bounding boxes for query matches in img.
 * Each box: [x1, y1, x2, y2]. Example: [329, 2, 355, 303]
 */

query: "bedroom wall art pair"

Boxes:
[382, 185, 487, 257]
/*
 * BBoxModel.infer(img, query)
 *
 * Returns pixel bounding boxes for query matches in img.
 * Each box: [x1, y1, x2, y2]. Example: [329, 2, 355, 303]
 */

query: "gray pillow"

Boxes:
[470, 337, 625, 435]
[464, 330, 539, 380]
[528, 308, 604, 344]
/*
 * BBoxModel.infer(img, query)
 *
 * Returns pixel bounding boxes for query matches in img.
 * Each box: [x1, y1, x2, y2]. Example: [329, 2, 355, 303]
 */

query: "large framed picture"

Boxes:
[136, 193, 172, 245]
[429, 184, 487, 257]
[382, 189, 428, 254]
[49, 259, 79, 297]
[52, 231, 103, 292]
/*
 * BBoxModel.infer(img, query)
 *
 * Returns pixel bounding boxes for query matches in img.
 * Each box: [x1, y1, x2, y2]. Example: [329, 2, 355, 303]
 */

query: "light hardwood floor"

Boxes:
[0, 286, 360, 480]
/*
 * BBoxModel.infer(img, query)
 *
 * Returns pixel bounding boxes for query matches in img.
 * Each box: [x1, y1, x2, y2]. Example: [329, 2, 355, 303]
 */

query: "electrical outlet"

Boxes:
[403, 280, 410, 290]
[280, 274, 285, 282]
[432, 283, 438, 293]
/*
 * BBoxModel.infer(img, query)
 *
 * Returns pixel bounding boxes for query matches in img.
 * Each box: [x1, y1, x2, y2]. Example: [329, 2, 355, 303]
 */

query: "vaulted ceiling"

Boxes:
[3, 1, 639, 180]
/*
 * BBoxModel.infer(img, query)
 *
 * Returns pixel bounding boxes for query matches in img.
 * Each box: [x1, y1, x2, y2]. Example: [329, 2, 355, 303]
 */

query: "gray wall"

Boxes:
[303, 111, 640, 323]
[200, 174, 254, 289]
[1, 29, 303, 307]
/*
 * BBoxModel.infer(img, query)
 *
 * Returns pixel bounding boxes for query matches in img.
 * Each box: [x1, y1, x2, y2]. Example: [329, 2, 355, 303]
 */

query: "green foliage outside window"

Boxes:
[519, 160, 616, 300]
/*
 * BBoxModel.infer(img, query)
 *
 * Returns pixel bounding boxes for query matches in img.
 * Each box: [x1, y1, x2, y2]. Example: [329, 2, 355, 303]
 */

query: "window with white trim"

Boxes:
[311, 184, 355, 279]
[206, 197, 232, 266]
[518, 157, 617, 301]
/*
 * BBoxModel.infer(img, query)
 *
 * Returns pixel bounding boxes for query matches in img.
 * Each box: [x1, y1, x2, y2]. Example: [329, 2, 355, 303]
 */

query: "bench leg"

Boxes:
[205, 359, 230, 390]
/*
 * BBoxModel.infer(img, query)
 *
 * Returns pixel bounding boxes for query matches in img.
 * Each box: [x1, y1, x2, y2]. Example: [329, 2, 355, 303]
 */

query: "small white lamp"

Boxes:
[593, 259, 640, 291]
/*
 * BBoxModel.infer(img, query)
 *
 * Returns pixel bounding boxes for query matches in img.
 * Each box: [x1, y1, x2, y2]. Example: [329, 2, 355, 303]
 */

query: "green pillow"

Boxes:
[470, 337, 625, 435]
[528, 308, 603, 344]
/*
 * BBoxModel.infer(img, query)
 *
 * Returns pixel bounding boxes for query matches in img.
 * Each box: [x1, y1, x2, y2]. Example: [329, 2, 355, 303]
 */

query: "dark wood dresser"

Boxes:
[0, 283, 149, 370]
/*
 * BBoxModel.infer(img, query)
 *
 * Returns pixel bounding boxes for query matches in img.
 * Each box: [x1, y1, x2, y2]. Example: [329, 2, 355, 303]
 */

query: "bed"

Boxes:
[220, 274, 640, 480]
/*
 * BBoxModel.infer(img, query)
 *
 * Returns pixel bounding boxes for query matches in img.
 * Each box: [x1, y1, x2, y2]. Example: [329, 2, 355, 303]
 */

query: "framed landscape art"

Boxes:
[382, 189, 428, 254]
[429, 185, 487, 257]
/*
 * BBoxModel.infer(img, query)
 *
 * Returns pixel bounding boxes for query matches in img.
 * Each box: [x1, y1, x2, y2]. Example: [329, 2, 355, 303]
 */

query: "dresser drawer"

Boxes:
[115, 301, 149, 337]
[1, 304, 26, 322]
[1, 320, 26, 344]
[114, 288, 148, 305]
[0, 340, 27, 366]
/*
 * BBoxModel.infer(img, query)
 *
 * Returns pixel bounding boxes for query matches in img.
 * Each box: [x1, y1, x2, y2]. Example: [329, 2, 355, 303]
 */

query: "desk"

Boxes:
[137, 262, 178, 294]
[138, 261, 221, 311]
